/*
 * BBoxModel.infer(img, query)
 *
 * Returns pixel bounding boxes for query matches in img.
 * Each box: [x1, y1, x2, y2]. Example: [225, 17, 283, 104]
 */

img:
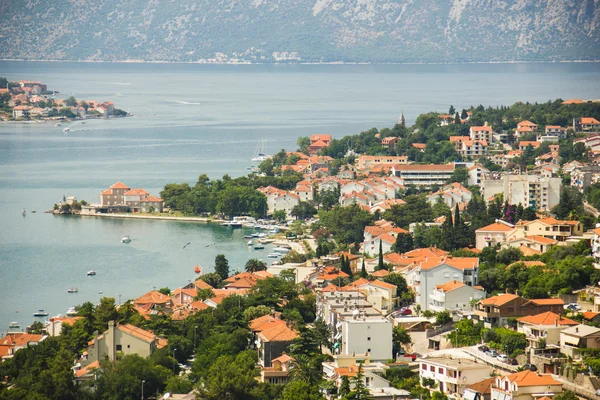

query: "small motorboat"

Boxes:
[194, 265, 202, 274]
[267, 253, 281, 258]
[121, 236, 131, 243]
[247, 240, 253, 246]
[66, 307, 77, 316]
[244, 235, 254, 239]
[31, 210, 36, 213]
[67, 287, 78, 293]
[8, 322, 20, 330]
[97, 291, 103, 295]
[33, 310, 49, 317]
[55, 123, 61, 127]
[21, 209, 26, 216]
[273, 247, 290, 253]
[87, 270, 96, 276]
[253, 245, 265, 250]
[63, 127, 70, 133]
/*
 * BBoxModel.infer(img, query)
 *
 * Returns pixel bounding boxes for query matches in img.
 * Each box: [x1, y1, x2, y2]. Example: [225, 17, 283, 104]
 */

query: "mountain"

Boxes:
[0, 0, 598, 63]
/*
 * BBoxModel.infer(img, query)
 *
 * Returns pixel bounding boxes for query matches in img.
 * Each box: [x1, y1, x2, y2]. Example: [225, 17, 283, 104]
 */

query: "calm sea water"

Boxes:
[1, 61, 599, 330]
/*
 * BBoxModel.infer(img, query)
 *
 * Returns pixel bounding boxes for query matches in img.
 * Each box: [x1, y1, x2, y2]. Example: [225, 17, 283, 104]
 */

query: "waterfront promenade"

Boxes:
[78, 212, 225, 224]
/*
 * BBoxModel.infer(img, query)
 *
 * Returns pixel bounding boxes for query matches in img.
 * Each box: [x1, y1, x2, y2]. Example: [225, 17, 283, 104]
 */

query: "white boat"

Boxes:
[87, 270, 96, 276]
[22, 209, 26, 216]
[8, 322, 20, 330]
[257, 233, 267, 238]
[273, 247, 290, 253]
[33, 310, 49, 317]
[67, 287, 78, 293]
[267, 253, 281, 258]
[121, 236, 131, 243]
[247, 240, 253, 246]
[66, 307, 77, 316]
[63, 127, 70, 133]
[251, 138, 271, 162]
[55, 123, 61, 127]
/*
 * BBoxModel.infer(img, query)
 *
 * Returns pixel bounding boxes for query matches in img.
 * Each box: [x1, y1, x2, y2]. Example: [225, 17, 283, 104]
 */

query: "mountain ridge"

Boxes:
[1, 0, 598, 63]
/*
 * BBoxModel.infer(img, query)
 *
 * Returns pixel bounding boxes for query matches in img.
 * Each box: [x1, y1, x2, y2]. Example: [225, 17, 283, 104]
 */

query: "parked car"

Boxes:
[478, 345, 490, 353]
[523, 363, 538, 371]
[488, 350, 498, 357]
[400, 307, 413, 315]
[497, 354, 509, 363]
[508, 359, 519, 365]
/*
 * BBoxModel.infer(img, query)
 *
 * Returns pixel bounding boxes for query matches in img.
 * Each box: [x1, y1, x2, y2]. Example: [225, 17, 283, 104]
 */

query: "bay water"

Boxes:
[1, 61, 599, 330]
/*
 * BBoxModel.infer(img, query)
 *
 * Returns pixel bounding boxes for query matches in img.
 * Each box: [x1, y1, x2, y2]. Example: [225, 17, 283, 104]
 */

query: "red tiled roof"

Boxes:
[517, 312, 577, 326]
[75, 360, 100, 378]
[505, 370, 561, 387]
[479, 293, 519, 306]
[257, 324, 298, 342]
[109, 181, 130, 189]
[476, 222, 514, 232]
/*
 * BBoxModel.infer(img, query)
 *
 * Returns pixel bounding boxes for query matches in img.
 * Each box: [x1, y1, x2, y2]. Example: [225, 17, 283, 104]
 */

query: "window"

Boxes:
[367, 349, 371, 353]
[422, 364, 426, 370]
[127, 345, 130, 349]
[439, 367, 444, 374]
[430, 366, 435, 372]
[116, 345, 122, 351]
[367, 337, 371, 341]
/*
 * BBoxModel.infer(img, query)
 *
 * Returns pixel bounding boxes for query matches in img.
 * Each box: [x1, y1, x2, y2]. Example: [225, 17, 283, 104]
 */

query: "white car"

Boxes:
[497, 354, 508, 363]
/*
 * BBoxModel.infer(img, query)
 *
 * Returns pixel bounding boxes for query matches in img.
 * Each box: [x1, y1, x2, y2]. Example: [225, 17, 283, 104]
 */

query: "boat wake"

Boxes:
[110, 82, 131, 85]
[175, 101, 202, 105]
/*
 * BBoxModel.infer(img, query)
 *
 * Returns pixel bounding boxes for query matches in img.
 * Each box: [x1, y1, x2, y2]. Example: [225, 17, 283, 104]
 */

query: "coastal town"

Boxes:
[0, 77, 127, 122]
[5, 97, 600, 400]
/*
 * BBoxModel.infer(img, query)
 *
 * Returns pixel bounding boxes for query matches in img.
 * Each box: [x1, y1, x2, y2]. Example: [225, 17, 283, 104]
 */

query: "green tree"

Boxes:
[289, 354, 323, 386]
[282, 380, 324, 400]
[196, 287, 215, 301]
[378, 240, 384, 270]
[346, 362, 372, 400]
[360, 258, 368, 278]
[339, 376, 351, 399]
[199, 351, 262, 400]
[393, 233, 414, 253]
[215, 254, 230, 280]
[245, 258, 267, 273]
[95, 297, 118, 331]
[165, 375, 194, 394]
[158, 287, 171, 295]
[292, 202, 317, 220]
[435, 311, 452, 325]
[200, 272, 224, 288]
[318, 204, 374, 244]
[273, 209, 287, 222]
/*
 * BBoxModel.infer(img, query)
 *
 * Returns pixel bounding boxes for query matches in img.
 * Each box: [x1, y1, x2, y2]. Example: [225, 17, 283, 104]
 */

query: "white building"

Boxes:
[481, 174, 561, 212]
[469, 126, 494, 143]
[419, 357, 491, 395]
[474, 221, 515, 250]
[390, 164, 455, 188]
[429, 280, 486, 313]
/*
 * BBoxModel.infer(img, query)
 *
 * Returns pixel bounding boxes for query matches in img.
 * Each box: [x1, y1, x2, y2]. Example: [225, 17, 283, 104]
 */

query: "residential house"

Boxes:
[344, 278, 398, 313]
[100, 181, 130, 207]
[260, 353, 294, 384]
[518, 141, 541, 151]
[0, 333, 45, 362]
[419, 357, 492, 395]
[81, 321, 167, 367]
[468, 164, 490, 186]
[474, 294, 564, 328]
[429, 280, 486, 313]
[258, 186, 300, 216]
[475, 221, 516, 249]
[250, 314, 298, 367]
[309, 134, 332, 154]
[134, 290, 174, 311]
[491, 370, 562, 400]
[516, 312, 578, 347]
[502, 235, 557, 254]
[381, 137, 399, 149]
[538, 126, 565, 142]
[573, 117, 600, 133]
[511, 217, 583, 243]
[46, 316, 83, 337]
[410, 256, 480, 311]
[427, 183, 472, 209]
[559, 324, 600, 359]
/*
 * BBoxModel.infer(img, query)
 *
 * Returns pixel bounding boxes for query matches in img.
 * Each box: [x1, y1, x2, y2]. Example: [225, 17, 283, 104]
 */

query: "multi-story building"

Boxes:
[517, 312, 578, 347]
[407, 256, 480, 311]
[309, 134, 332, 154]
[317, 290, 392, 360]
[419, 357, 491, 396]
[469, 126, 494, 143]
[356, 155, 409, 171]
[474, 221, 516, 249]
[560, 324, 600, 359]
[592, 226, 600, 267]
[429, 280, 486, 313]
[481, 174, 561, 212]
[511, 217, 583, 242]
[390, 164, 455, 188]
[474, 294, 564, 328]
[573, 117, 600, 133]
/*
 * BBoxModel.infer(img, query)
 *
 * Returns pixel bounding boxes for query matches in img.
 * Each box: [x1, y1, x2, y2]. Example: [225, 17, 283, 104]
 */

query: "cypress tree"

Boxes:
[377, 239, 384, 271]
[360, 258, 368, 278]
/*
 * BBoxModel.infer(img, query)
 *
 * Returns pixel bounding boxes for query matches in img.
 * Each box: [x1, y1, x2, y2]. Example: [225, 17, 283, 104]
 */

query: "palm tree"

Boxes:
[289, 354, 322, 386]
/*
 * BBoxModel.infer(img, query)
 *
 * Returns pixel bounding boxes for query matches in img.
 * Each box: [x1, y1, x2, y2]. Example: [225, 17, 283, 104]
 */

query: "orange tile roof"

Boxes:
[371, 269, 390, 277]
[344, 278, 371, 289]
[0, 333, 44, 347]
[118, 324, 167, 347]
[562, 99, 584, 104]
[471, 125, 493, 131]
[467, 377, 495, 394]
[525, 235, 558, 245]
[581, 117, 600, 125]
[377, 233, 397, 245]
[109, 181, 130, 189]
[402, 247, 448, 258]
[311, 134, 331, 142]
[317, 269, 350, 281]
[334, 366, 359, 377]
[505, 370, 561, 387]
[272, 352, 294, 364]
[368, 279, 397, 290]
[420, 256, 479, 271]
[476, 222, 514, 232]
[435, 280, 466, 293]
[124, 188, 149, 196]
[507, 260, 546, 269]
[479, 293, 519, 306]
[411, 143, 426, 149]
[193, 278, 212, 290]
[257, 324, 298, 342]
[517, 312, 577, 326]
[135, 290, 172, 305]
[583, 311, 600, 320]
[249, 314, 286, 332]
[75, 360, 100, 378]
[519, 246, 542, 256]
[190, 300, 210, 311]
[525, 298, 564, 306]
[49, 316, 82, 326]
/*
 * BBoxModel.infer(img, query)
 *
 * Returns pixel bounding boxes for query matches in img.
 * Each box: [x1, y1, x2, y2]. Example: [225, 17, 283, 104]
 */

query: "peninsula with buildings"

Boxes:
[0, 77, 128, 122]
[11, 97, 600, 400]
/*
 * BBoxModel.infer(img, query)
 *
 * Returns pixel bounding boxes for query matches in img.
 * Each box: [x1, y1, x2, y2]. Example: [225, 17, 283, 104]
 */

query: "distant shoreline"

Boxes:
[1, 59, 599, 66]
[76, 213, 225, 224]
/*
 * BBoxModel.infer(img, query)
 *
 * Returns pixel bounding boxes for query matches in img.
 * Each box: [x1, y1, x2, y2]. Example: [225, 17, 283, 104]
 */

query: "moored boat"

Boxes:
[253, 245, 265, 250]
[33, 310, 49, 317]
[121, 236, 131, 243]
[87, 270, 96, 276]
[66, 307, 77, 316]
[67, 287, 78, 293]
[267, 253, 280, 258]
